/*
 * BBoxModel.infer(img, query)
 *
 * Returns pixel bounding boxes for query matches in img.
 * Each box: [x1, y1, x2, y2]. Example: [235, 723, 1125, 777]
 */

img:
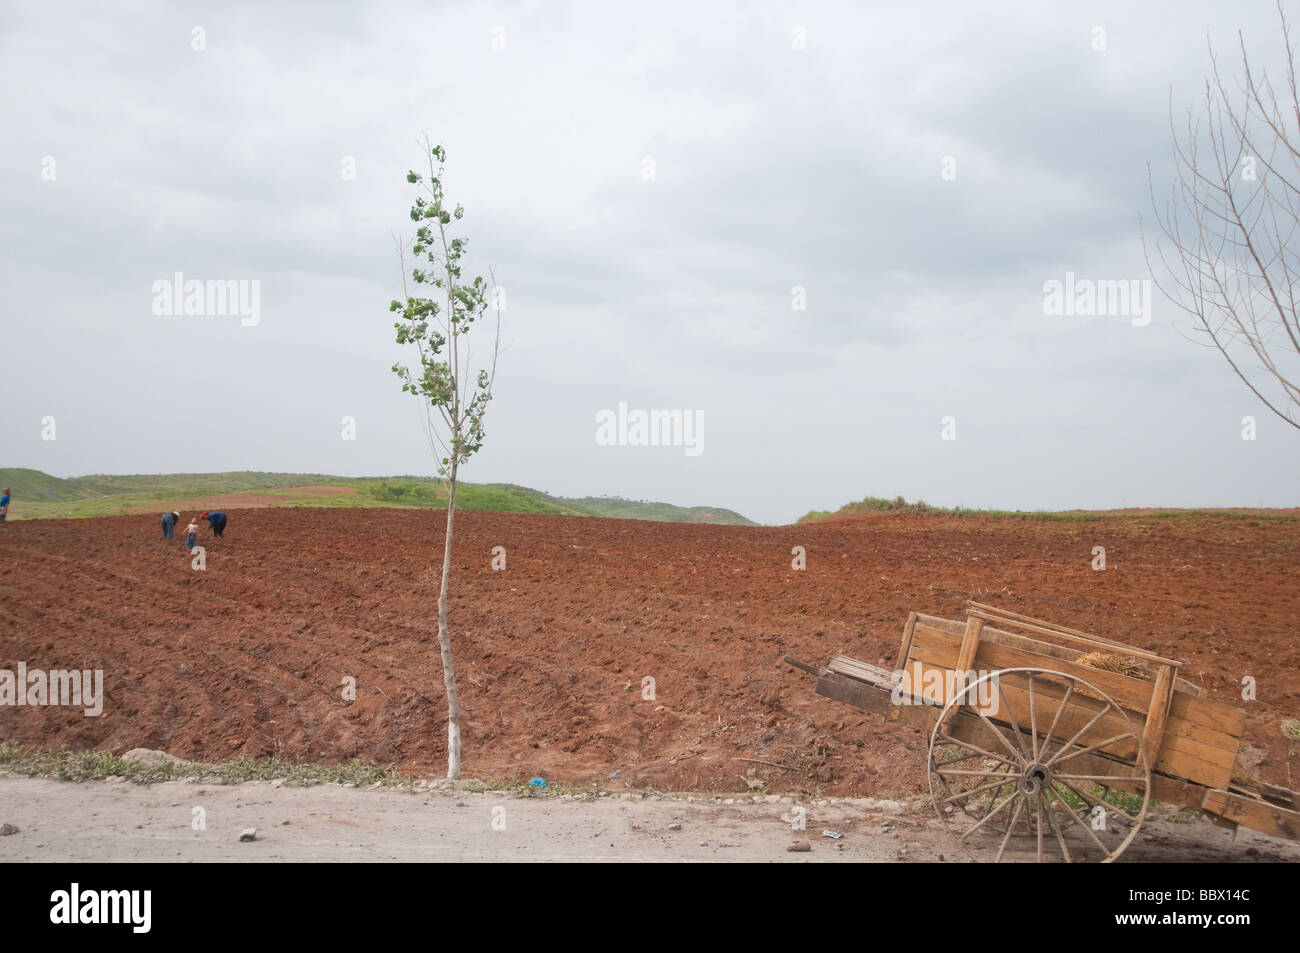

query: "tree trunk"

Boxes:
[437, 459, 461, 779]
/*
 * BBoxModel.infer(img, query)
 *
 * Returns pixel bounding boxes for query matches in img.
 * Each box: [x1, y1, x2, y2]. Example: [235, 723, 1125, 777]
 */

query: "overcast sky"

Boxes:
[2, 0, 1297, 524]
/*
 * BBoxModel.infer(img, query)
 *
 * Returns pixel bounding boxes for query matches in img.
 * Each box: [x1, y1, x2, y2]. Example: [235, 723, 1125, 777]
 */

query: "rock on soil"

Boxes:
[122, 749, 187, 767]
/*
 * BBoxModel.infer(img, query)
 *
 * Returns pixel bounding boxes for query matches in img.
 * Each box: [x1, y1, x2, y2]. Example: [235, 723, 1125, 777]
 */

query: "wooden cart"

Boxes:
[785, 602, 1300, 862]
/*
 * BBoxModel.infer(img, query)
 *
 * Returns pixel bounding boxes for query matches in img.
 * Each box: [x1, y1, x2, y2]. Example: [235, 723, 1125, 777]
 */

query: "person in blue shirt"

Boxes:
[0, 488, 9, 524]
[202, 511, 228, 538]
[161, 510, 180, 539]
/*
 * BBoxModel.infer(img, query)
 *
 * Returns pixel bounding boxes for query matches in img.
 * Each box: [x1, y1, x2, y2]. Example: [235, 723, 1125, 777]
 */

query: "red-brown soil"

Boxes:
[1, 509, 1297, 797]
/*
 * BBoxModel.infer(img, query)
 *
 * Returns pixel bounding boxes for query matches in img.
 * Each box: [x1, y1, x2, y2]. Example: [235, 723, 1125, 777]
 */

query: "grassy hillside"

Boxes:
[797, 494, 1299, 523]
[0, 468, 338, 503]
[362, 480, 591, 516]
[561, 496, 753, 524]
[0, 469, 754, 525]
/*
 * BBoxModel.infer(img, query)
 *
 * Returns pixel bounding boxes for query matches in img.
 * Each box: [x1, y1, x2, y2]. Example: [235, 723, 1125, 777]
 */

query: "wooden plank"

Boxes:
[826, 655, 897, 689]
[915, 614, 964, 636]
[1202, 788, 1300, 841]
[967, 602, 1165, 656]
[967, 601, 1128, 645]
[954, 616, 985, 677]
[895, 661, 989, 709]
[1151, 775, 1209, 812]
[917, 613, 1202, 695]
[782, 656, 823, 676]
[895, 611, 919, 671]
[974, 640, 1156, 714]
[907, 622, 966, 669]
[968, 600, 1081, 628]
[813, 672, 934, 731]
[1168, 690, 1244, 745]
[1233, 779, 1300, 811]
[966, 608, 1182, 667]
[910, 624, 1157, 714]
[1140, 665, 1176, 764]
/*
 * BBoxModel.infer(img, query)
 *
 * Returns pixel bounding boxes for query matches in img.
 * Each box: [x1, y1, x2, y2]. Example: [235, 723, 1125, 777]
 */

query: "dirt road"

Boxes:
[1, 777, 1296, 862]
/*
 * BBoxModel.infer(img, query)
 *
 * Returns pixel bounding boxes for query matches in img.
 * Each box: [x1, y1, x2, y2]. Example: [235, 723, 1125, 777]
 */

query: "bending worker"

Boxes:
[201, 510, 228, 538]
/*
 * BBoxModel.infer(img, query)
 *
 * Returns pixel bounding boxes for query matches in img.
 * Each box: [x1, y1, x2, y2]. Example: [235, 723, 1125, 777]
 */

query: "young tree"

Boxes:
[1146, 2, 1300, 430]
[390, 138, 502, 779]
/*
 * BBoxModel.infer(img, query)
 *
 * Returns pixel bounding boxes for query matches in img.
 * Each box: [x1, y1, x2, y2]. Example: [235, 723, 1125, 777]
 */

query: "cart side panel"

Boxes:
[1202, 788, 1300, 841]
[903, 621, 1240, 789]
[913, 613, 1203, 695]
[813, 671, 935, 731]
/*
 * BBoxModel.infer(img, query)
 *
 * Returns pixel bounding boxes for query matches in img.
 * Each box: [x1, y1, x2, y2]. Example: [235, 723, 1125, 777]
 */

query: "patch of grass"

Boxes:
[0, 743, 409, 787]
[0, 743, 612, 798]
[1050, 782, 1143, 814]
[0, 745, 151, 783]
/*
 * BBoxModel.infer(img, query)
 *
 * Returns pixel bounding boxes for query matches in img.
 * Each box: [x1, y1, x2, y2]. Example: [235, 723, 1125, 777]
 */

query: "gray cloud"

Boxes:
[1, 0, 1296, 524]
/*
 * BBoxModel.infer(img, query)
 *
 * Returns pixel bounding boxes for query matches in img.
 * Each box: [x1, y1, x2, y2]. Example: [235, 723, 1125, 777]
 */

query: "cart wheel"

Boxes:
[927, 666, 1151, 863]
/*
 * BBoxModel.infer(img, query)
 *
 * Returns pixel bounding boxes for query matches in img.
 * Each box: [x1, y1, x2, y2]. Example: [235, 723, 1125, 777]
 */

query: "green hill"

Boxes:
[797, 493, 1298, 524]
[0, 469, 754, 525]
[560, 496, 752, 524]
[0, 468, 337, 504]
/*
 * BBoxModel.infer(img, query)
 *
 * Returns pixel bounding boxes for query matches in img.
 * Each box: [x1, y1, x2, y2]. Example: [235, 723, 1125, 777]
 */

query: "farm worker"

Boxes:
[0, 488, 9, 524]
[202, 511, 228, 538]
[184, 517, 199, 551]
[161, 511, 180, 539]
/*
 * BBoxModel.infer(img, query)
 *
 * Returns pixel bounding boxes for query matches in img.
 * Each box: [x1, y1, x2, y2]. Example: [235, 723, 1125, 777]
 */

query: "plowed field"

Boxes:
[2, 509, 1297, 796]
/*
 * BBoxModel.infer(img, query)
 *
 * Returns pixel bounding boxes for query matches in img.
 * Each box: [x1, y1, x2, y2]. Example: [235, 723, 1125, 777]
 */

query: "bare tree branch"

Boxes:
[1145, 1, 1300, 430]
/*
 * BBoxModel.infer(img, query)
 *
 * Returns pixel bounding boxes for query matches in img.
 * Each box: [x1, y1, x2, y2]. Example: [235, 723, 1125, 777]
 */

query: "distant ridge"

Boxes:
[798, 493, 1299, 523]
[0, 468, 755, 525]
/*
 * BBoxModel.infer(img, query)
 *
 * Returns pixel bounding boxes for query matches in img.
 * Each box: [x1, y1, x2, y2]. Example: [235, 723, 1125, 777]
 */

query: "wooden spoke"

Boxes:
[933, 734, 1019, 770]
[935, 768, 1021, 778]
[936, 776, 1025, 807]
[1043, 794, 1074, 863]
[1036, 679, 1077, 764]
[1049, 731, 1135, 769]
[972, 703, 1026, 763]
[1046, 701, 1115, 768]
[995, 798, 1025, 863]
[933, 744, 1009, 769]
[1035, 793, 1045, 863]
[978, 773, 1016, 823]
[994, 676, 1032, 760]
[1028, 672, 1040, 760]
[1053, 787, 1115, 856]
[959, 789, 1020, 840]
